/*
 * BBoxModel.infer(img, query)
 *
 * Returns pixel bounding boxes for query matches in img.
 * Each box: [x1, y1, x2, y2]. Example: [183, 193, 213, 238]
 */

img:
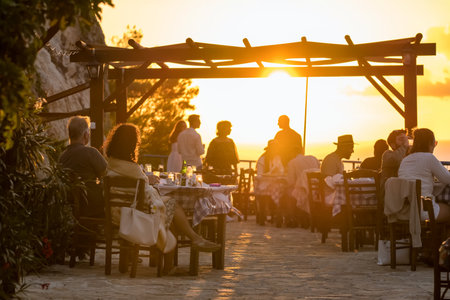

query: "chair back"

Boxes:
[104, 176, 146, 213]
[343, 169, 379, 206]
[306, 171, 325, 207]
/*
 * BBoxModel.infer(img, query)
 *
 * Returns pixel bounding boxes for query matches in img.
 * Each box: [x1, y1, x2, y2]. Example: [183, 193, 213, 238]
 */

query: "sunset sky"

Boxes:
[100, 0, 450, 161]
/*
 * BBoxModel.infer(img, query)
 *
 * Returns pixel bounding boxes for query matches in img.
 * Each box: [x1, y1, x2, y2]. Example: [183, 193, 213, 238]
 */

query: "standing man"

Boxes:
[177, 114, 205, 170]
[321, 134, 355, 177]
[59, 116, 107, 217]
[274, 115, 303, 167]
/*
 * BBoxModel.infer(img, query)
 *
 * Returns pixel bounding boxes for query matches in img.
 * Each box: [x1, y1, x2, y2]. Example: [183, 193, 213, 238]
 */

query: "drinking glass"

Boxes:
[144, 164, 152, 173]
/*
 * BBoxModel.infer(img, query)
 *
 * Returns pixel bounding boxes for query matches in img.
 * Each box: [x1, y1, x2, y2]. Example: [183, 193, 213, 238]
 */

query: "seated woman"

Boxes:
[398, 128, 450, 222]
[204, 121, 239, 183]
[103, 124, 221, 258]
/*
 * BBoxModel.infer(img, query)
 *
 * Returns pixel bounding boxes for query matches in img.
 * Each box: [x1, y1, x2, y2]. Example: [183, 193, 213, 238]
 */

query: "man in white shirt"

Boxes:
[177, 114, 205, 170]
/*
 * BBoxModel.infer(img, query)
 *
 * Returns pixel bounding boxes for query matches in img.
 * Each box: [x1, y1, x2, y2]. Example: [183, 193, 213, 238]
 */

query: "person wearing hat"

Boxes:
[321, 134, 355, 177]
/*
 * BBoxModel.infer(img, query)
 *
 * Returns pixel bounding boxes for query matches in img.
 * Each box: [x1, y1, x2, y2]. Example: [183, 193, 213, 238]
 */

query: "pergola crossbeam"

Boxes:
[107, 65, 424, 79]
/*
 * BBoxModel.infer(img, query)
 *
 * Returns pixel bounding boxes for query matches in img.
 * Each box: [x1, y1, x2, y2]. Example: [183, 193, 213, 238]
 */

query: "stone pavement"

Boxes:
[24, 217, 434, 299]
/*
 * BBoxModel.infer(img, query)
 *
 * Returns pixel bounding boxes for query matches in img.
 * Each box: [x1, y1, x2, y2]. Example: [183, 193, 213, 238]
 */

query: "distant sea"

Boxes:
[237, 140, 450, 168]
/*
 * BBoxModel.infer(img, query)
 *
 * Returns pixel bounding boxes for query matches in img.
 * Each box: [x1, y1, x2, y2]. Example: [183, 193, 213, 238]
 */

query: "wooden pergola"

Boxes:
[41, 33, 435, 149]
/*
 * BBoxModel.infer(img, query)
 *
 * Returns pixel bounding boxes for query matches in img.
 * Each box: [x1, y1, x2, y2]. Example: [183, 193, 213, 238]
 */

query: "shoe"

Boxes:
[192, 239, 221, 252]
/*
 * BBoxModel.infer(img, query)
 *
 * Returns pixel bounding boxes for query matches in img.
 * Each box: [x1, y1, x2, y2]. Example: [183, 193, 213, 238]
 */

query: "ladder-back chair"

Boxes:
[306, 171, 328, 243]
[343, 169, 381, 252]
[103, 176, 164, 277]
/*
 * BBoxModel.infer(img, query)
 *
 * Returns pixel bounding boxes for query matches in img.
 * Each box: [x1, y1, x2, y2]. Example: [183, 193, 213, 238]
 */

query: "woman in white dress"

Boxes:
[167, 120, 187, 172]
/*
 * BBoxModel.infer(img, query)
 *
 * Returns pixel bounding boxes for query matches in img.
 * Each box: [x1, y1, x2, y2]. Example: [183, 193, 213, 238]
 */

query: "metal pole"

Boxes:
[302, 76, 309, 155]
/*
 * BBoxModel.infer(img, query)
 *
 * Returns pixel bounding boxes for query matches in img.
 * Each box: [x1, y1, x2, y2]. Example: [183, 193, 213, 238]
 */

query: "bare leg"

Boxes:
[172, 204, 203, 242]
[172, 203, 221, 252]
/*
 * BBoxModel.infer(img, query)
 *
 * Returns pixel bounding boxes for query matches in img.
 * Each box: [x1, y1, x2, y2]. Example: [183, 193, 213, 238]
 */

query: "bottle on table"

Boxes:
[180, 160, 187, 186]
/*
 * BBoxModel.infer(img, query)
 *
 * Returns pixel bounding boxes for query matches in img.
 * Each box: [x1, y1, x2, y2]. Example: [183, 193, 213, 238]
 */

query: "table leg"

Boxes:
[213, 214, 226, 269]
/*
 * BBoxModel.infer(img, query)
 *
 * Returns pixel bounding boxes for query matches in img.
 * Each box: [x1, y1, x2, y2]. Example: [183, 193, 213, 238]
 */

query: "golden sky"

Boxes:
[100, 0, 450, 160]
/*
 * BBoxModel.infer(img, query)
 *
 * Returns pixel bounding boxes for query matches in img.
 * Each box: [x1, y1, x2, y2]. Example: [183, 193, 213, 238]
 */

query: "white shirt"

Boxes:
[398, 152, 450, 218]
[177, 128, 204, 167]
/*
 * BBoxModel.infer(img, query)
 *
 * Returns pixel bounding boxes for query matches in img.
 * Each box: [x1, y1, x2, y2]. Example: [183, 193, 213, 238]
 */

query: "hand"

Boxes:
[147, 174, 160, 185]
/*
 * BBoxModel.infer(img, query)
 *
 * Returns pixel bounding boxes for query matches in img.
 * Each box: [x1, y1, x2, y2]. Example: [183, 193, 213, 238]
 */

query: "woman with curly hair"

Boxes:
[103, 124, 221, 270]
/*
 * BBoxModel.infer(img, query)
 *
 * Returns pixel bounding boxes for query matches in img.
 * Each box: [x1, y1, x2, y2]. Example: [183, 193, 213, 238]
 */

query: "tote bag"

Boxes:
[119, 182, 160, 246]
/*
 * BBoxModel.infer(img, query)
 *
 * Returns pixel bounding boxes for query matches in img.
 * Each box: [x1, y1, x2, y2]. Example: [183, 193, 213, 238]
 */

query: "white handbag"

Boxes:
[377, 239, 410, 265]
[119, 182, 160, 246]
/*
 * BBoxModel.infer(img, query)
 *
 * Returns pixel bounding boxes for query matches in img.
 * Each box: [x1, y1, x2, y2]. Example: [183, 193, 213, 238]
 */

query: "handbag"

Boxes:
[119, 181, 160, 246]
[377, 239, 410, 266]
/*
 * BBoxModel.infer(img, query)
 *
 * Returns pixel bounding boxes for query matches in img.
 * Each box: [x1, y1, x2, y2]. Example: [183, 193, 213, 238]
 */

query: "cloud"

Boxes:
[425, 26, 450, 60]
[346, 26, 450, 99]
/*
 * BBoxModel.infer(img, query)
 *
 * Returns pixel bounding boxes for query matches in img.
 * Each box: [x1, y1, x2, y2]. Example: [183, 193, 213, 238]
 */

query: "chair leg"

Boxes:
[105, 239, 112, 275]
[89, 247, 95, 266]
[119, 247, 129, 274]
[129, 246, 139, 278]
[390, 224, 396, 269]
[411, 247, 417, 271]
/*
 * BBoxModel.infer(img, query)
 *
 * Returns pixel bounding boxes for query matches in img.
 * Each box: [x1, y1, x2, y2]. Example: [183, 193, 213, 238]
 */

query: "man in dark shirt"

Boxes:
[274, 115, 303, 167]
[60, 116, 107, 217]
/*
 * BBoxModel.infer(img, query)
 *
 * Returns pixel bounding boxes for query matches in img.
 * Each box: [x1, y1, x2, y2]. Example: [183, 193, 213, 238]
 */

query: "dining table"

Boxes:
[253, 174, 288, 206]
[325, 176, 378, 216]
[157, 182, 237, 271]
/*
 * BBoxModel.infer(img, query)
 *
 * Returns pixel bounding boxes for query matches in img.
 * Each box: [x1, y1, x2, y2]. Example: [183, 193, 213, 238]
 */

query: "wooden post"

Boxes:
[116, 69, 128, 124]
[90, 64, 104, 149]
[403, 50, 418, 135]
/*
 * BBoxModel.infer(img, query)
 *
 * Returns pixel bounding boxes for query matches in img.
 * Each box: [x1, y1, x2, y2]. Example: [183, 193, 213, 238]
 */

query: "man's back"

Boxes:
[60, 143, 106, 182]
[177, 128, 204, 167]
[321, 151, 343, 177]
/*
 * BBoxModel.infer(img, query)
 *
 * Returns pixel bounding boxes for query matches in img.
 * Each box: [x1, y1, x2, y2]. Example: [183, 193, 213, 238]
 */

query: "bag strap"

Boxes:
[130, 180, 140, 209]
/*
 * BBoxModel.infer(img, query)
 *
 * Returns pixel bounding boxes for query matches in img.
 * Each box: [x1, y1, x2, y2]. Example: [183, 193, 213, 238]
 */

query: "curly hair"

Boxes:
[104, 123, 141, 162]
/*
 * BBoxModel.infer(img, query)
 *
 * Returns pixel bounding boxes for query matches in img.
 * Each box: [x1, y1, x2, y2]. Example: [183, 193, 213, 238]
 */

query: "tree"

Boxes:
[111, 26, 199, 156]
[0, 1, 113, 296]
[0, 0, 113, 150]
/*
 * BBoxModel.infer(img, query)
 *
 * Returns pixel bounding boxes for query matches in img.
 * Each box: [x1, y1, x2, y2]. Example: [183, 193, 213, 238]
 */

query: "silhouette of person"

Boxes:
[177, 114, 205, 170]
[273, 115, 302, 167]
[167, 120, 187, 172]
[380, 129, 409, 186]
[360, 139, 388, 171]
[205, 120, 239, 176]
[321, 134, 355, 177]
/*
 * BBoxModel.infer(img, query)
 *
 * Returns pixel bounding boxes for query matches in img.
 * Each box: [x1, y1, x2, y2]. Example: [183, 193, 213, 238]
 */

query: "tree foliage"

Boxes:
[0, 0, 113, 296]
[0, 0, 113, 150]
[111, 26, 199, 155]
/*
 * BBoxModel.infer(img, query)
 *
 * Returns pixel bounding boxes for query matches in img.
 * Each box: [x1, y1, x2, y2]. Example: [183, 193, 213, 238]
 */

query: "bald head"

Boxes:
[278, 115, 290, 129]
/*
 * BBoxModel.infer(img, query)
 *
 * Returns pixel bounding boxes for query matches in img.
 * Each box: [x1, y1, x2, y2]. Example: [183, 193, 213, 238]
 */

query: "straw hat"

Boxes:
[333, 134, 356, 145]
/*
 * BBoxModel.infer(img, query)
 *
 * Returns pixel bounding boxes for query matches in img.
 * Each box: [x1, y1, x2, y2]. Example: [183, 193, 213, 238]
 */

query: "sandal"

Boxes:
[192, 239, 221, 252]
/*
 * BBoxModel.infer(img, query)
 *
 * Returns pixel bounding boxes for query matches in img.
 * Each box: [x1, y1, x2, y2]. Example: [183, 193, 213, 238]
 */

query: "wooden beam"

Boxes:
[107, 65, 424, 79]
[44, 82, 90, 105]
[102, 60, 152, 106]
[90, 65, 104, 150]
[71, 42, 436, 63]
[38, 108, 90, 122]
[126, 79, 166, 118]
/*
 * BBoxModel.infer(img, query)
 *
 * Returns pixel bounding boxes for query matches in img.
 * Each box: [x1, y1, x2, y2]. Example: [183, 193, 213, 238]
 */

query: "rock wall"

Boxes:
[34, 20, 109, 143]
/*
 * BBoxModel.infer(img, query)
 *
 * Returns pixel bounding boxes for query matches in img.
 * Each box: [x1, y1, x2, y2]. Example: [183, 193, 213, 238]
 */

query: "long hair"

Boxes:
[169, 120, 187, 144]
[410, 128, 435, 154]
[104, 123, 141, 162]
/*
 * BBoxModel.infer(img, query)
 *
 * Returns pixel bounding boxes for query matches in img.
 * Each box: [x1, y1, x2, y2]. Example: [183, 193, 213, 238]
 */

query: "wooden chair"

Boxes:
[306, 172, 328, 243]
[173, 214, 226, 275]
[68, 186, 105, 268]
[103, 176, 164, 278]
[343, 169, 380, 252]
[233, 168, 255, 221]
[387, 179, 422, 271]
[423, 197, 450, 299]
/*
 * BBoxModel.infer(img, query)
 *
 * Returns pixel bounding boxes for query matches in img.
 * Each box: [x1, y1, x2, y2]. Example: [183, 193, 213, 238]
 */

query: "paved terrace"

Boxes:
[24, 217, 434, 299]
